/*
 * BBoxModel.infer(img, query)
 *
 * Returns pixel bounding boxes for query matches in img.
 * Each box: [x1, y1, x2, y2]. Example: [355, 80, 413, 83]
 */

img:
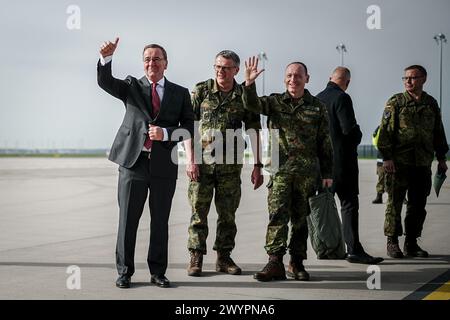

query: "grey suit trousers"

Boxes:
[116, 152, 176, 277]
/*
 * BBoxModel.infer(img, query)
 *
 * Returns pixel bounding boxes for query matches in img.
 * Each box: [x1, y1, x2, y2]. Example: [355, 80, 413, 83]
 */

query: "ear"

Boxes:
[306, 74, 310, 83]
[234, 66, 240, 75]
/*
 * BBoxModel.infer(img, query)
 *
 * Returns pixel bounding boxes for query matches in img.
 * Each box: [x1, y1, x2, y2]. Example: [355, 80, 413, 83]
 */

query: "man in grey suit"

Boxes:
[97, 37, 194, 288]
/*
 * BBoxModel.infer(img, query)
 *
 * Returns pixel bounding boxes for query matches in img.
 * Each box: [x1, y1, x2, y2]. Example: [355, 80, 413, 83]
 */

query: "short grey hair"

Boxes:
[216, 50, 240, 67]
[142, 44, 167, 60]
[332, 66, 351, 80]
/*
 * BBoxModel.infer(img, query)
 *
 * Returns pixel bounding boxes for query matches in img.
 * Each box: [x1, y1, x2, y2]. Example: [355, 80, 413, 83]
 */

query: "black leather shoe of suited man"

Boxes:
[151, 274, 170, 288]
[346, 251, 384, 264]
[115, 275, 131, 288]
[404, 238, 429, 258]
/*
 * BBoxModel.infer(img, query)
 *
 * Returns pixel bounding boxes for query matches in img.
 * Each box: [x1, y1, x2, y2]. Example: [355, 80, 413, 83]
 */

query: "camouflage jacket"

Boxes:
[242, 82, 333, 178]
[192, 79, 261, 165]
[377, 91, 449, 166]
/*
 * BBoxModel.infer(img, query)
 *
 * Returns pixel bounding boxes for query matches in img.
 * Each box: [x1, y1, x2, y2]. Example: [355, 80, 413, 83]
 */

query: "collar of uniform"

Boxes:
[211, 79, 241, 97]
[210, 79, 220, 93]
[231, 81, 243, 98]
[403, 90, 429, 105]
[282, 88, 313, 105]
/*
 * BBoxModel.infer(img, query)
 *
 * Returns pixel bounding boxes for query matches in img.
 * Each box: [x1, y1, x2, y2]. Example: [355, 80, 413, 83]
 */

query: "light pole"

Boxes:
[434, 33, 447, 113]
[257, 52, 268, 153]
[336, 43, 347, 66]
[257, 51, 268, 95]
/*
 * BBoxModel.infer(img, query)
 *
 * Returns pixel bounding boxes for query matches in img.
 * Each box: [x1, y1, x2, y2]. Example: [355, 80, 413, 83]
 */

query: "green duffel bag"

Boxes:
[307, 189, 346, 259]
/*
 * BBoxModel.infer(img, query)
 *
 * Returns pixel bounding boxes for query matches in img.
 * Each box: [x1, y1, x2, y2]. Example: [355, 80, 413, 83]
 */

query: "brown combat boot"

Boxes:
[254, 255, 286, 282]
[187, 250, 203, 276]
[287, 256, 310, 281]
[216, 252, 242, 275]
[387, 236, 404, 258]
[404, 237, 429, 258]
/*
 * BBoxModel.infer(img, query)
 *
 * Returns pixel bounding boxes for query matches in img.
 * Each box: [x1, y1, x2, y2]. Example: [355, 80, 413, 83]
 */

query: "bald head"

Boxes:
[330, 67, 351, 91]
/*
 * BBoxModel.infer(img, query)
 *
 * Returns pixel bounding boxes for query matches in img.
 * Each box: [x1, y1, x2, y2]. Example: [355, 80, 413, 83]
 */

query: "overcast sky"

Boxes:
[1, 0, 449, 148]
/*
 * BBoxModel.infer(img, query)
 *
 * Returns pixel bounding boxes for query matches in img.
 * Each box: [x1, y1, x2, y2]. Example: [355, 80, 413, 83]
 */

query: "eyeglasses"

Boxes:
[213, 65, 236, 72]
[144, 57, 165, 63]
[402, 76, 423, 81]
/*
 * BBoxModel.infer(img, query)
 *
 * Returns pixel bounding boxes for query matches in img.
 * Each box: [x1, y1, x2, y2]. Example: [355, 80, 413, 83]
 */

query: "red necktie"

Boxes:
[144, 82, 161, 149]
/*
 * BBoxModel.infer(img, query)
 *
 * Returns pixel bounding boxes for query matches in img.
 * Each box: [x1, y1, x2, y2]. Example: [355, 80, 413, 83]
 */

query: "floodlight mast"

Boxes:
[336, 43, 347, 66]
[257, 52, 268, 95]
[434, 33, 447, 114]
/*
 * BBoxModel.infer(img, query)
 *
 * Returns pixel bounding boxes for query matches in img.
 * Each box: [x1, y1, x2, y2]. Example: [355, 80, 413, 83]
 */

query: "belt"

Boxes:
[140, 150, 151, 159]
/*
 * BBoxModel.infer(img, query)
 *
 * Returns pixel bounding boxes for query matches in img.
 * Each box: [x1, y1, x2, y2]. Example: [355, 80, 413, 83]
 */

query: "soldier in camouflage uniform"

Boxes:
[184, 50, 264, 277]
[378, 65, 448, 259]
[243, 57, 333, 281]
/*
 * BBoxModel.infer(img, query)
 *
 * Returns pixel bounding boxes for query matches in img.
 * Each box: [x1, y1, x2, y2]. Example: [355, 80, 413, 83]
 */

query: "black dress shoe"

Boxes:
[151, 274, 170, 288]
[346, 252, 384, 265]
[115, 275, 131, 288]
[404, 240, 429, 258]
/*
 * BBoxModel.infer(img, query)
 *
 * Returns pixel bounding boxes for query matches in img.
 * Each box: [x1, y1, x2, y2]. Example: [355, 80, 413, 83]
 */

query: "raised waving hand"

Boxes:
[245, 56, 265, 86]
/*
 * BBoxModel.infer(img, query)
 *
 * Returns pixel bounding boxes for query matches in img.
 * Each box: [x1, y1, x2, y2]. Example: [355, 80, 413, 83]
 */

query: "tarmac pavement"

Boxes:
[0, 157, 448, 300]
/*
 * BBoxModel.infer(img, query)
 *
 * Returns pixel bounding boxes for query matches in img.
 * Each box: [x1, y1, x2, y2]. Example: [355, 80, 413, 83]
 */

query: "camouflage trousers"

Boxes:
[187, 164, 242, 254]
[376, 164, 386, 194]
[384, 165, 431, 237]
[265, 172, 317, 258]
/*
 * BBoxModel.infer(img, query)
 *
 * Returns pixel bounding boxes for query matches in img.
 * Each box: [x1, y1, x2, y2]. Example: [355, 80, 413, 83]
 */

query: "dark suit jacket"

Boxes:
[97, 61, 194, 179]
[317, 82, 362, 195]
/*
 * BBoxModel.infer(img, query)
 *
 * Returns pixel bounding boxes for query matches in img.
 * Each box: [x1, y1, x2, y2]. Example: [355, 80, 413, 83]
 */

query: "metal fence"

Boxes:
[1, 146, 449, 159]
[357, 145, 378, 158]
[357, 145, 450, 159]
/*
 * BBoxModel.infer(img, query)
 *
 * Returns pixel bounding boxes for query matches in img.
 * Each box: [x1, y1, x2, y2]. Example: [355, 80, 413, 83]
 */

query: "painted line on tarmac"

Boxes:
[423, 281, 450, 300]
[403, 269, 450, 300]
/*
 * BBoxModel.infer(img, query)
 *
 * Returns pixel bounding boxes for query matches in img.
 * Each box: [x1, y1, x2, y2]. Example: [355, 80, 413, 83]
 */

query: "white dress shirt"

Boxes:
[100, 55, 169, 151]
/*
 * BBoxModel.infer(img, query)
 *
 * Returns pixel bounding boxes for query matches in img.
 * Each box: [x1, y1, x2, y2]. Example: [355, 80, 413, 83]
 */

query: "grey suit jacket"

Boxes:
[97, 61, 194, 179]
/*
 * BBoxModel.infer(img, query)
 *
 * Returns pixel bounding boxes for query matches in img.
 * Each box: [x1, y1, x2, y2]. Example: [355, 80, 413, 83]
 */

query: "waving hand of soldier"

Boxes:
[245, 56, 265, 86]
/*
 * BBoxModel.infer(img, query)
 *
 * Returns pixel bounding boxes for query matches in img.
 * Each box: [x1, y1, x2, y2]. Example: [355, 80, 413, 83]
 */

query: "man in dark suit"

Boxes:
[317, 67, 383, 264]
[97, 38, 194, 288]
